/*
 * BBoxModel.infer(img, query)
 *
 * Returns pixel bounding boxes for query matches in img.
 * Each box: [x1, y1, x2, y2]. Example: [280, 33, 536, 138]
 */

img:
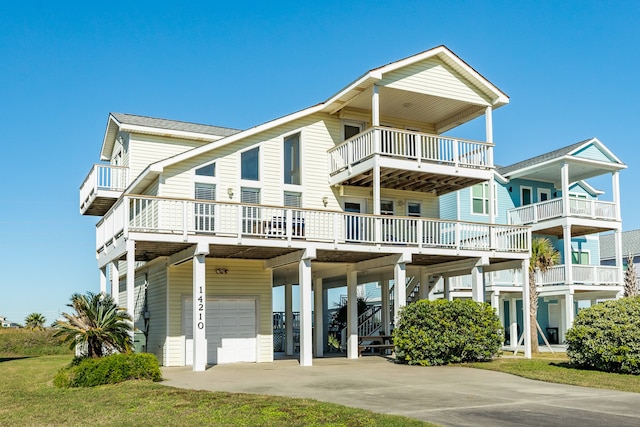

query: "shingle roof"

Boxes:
[111, 113, 241, 138]
[497, 139, 593, 176]
[599, 230, 640, 260]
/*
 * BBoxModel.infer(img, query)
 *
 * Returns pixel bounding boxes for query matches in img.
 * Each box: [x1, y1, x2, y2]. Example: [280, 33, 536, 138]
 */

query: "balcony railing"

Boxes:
[536, 265, 621, 286]
[328, 127, 493, 175]
[96, 196, 529, 254]
[80, 164, 129, 211]
[507, 198, 617, 225]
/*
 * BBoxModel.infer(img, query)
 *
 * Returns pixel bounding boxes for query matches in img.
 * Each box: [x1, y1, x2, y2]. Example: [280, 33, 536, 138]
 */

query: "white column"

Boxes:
[443, 276, 451, 301]
[111, 261, 120, 301]
[192, 242, 209, 371]
[485, 105, 493, 167]
[491, 291, 500, 316]
[563, 224, 573, 285]
[314, 278, 323, 358]
[509, 298, 518, 347]
[373, 158, 381, 242]
[561, 162, 570, 217]
[371, 84, 380, 127]
[381, 279, 390, 335]
[393, 262, 406, 325]
[488, 177, 496, 225]
[614, 228, 623, 280]
[125, 239, 135, 342]
[522, 259, 532, 359]
[347, 268, 359, 359]
[612, 171, 621, 221]
[471, 266, 484, 302]
[100, 267, 107, 294]
[299, 257, 313, 366]
[285, 284, 294, 356]
[418, 270, 430, 300]
[564, 292, 575, 343]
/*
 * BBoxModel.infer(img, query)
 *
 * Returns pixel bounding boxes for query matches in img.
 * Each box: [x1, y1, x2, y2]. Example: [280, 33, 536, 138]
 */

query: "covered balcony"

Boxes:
[536, 264, 620, 287]
[328, 127, 493, 195]
[507, 197, 618, 236]
[80, 164, 129, 215]
[95, 195, 529, 265]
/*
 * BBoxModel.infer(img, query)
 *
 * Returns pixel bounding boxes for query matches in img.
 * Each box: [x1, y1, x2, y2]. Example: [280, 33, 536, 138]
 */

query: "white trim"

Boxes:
[537, 188, 551, 203]
[239, 144, 262, 188]
[341, 120, 365, 141]
[406, 200, 421, 217]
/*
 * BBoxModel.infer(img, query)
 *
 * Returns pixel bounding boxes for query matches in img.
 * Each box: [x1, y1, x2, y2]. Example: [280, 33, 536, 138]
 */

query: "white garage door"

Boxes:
[184, 298, 257, 365]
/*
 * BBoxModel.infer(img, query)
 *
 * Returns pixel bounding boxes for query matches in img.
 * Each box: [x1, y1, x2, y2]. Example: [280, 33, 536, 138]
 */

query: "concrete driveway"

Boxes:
[162, 356, 640, 426]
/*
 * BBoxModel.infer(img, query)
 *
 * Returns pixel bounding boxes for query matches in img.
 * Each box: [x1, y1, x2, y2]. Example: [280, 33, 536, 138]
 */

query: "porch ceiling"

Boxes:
[507, 158, 621, 186]
[344, 86, 486, 131]
[341, 167, 484, 195]
[534, 224, 617, 238]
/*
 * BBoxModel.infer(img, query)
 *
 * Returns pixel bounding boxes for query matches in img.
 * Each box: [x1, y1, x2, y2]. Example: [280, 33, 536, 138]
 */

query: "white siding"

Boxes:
[381, 58, 490, 105]
[166, 258, 272, 366]
[129, 134, 204, 183]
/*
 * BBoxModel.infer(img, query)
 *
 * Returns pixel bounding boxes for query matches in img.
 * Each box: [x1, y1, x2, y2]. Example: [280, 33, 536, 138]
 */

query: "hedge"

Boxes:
[54, 353, 162, 387]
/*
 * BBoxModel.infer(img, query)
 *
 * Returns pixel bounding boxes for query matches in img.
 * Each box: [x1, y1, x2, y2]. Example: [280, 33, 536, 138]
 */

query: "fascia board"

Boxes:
[118, 123, 226, 143]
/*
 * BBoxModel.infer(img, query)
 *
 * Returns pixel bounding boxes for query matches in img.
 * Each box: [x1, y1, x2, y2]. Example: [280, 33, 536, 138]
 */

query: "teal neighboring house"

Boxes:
[438, 138, 626, 346]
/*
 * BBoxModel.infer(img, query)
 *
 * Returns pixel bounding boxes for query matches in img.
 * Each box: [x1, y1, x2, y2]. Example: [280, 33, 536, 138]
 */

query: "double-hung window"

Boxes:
[194, 162, 216, 232]
[472, 183, 489, 215]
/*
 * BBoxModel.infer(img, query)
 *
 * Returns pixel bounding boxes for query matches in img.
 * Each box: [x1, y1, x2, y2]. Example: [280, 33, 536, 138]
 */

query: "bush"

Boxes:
[54, 353, 162, 387]
[566, 297, 640, 374]
[393, 299, 503, 366]
[0, 328, 72, 356]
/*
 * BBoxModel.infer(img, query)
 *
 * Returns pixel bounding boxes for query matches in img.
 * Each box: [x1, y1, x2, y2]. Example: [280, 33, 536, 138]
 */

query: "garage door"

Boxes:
[183, 298, 257, 365]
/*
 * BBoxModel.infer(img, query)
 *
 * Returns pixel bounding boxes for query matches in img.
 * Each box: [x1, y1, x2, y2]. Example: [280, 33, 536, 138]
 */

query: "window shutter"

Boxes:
[195, 183, 216, 200]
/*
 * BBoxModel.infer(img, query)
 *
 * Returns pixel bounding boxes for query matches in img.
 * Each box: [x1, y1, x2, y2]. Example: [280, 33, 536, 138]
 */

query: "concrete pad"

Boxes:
[161, 356, 640, 426]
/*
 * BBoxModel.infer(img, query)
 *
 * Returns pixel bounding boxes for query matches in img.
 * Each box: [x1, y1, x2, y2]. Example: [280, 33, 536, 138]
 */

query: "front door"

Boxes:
[344, 200, 362, 241]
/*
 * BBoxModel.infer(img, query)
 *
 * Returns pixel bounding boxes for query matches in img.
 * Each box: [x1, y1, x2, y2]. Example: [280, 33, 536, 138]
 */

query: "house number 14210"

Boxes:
[197, 287, 204, 330]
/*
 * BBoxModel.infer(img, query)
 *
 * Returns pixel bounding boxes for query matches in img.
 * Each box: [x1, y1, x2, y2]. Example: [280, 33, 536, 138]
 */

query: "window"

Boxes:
[195, 183, 216, 200]
[241, 147, 259, 181]
[380, 200, 394, 215]
[342, 120, 364, 141]
[241, 187, 261, 234]
[195, 163, 215, 177]
[538, 188, 551, 202]
[571, 251, 589, 265]
[284, 133, 300, 185]
[472, 183, 489, 214]
[407, 202, 421, 217]
[284, 191, 302, 208]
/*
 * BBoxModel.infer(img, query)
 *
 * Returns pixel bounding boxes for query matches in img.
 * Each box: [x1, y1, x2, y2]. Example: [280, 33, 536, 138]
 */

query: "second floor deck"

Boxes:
[80, 164, 129, 215]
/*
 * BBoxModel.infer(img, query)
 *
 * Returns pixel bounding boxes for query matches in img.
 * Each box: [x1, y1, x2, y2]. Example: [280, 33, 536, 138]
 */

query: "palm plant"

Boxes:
[54, 292, 133, 358]
[528, 237, 559, 354]
[623, 254, 638, 297]
[24, 313, 46, 330]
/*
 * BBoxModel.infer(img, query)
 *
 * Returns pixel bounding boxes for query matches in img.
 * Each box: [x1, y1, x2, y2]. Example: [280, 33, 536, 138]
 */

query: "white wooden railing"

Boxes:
[536, 265, 620, 286]
[80, 164, 129, 209]
[96, 195, 530, 254]
[508, 198, 617, 225]
[328, 127, 493, 174]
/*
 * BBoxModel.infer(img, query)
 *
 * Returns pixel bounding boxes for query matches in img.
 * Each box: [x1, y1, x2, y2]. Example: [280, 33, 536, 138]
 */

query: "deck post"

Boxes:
[563, 224, 573, 285]
[509, 297, 518, 347]
[614, 228, 623, 283]
[471, 265, 484, 302]
[381, 279, 390, 334]
[522, 259, 532, 359]
[561, 162, 570, 217]
[564, 291, 575, 343]
[393, 261, 406, 326]
[285, 284, 294, 356]
[192, 242, 209, 371]
[111, 261, 119, 301]
[125, 239, 135, 343]
[299, 254, 313, 366]
[347, 267, 359, 359]
[612, 171, 621, 221]
[314, 277, 324, 358]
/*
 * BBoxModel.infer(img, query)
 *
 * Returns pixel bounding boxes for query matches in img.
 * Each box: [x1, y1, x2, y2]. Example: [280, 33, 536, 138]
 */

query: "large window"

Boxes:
[195, 163, 215, 177]
[572, 250, 590, 265]
[472, 183, 489, 214]
[284, 133, 300, 185]
[194, 183, 216, 232]
[284, 191, 302, 208]
[241, 147, 259, 181]
[241, 187, 261, 234]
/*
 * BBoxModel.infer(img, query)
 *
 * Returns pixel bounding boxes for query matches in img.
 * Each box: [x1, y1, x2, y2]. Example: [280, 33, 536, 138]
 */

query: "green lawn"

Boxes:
[469, 353, 640, 393]
[0, 355, 430, 426]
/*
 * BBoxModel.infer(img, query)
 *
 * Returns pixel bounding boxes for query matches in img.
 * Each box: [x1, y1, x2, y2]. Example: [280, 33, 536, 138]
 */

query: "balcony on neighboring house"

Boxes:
[507, 197, 618, 236]
[80, 164, 129, 216]
[536, 264, 620, 287]
[328, 127, 493, 196]
[95, 195, 529, 264]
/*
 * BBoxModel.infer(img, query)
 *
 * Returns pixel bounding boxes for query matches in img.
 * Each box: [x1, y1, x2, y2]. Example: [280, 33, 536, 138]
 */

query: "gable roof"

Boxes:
[127, 45, 508, 192]
[100, 113, 241, 161]
[600, 230, 640, 260]
[497, 139, 590, 176]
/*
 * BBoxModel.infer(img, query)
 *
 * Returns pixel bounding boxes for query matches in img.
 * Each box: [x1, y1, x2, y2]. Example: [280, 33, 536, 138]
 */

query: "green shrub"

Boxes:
[393, 299, 503, 366]
[54, 353, 162, 387]
[0, 328, 72, 356]
[566, 297, 640, 374]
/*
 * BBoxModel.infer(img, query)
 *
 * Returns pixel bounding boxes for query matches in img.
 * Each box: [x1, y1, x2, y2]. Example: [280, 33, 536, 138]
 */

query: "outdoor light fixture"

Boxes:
[322, 196, 328, 207]
[215, 268, 228, 275]
[508, 186, 513, 192]
[227, 187, 234, 199]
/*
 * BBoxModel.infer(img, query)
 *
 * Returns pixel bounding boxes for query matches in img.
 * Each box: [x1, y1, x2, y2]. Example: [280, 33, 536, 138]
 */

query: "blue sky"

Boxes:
[1, 1, 639, 321]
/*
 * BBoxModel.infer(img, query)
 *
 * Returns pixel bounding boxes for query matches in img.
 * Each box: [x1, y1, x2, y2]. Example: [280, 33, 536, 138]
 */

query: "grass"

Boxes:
[0, 355, 430, 426]
[0, 328, 73, 356]
[469, 352, 640, 393]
